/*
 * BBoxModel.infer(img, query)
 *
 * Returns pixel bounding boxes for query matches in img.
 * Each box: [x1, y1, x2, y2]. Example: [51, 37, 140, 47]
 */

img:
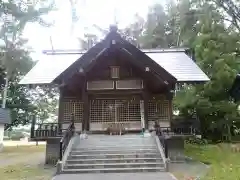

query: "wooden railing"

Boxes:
[30, 115, 76, 162]
[158, 126, 197, 136]
[59, 117, 75, 161]
[35, 123, 63, 138]
[30, 115, 77, 139]
[30, 115, 63, 139]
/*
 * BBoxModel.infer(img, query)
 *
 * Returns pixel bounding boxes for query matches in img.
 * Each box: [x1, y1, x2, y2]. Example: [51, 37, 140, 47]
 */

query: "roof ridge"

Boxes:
[42, 48, 187, 55]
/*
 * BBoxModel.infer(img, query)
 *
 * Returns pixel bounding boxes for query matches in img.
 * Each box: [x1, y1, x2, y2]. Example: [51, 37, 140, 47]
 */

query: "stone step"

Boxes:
[62, 166, 165, 174]
[83, 135, 151, 138]
[79, 140, 155, 144]
[66, 157, 163, 164]
[79, 138, 154, 141]
[70, 149, 158, 155]
[82, 136, 153, 141]
[61, 134, 165, 174]
[81, 138, 154, 141]
[77, 137, 154, 141]
[64, 162, 165, 169]
[73, 145, 156, 150]
[68, 153, 160, 159]
[77, 143, 155, 145]
[72, 146, 157, 152]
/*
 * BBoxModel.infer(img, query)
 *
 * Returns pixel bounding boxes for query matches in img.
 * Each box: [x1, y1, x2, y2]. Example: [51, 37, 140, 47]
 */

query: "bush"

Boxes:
[232, 135, 240, 142]
[186, 136, 208, 145]
[3, 136, 10, 141]
[10, 135, 25, 141]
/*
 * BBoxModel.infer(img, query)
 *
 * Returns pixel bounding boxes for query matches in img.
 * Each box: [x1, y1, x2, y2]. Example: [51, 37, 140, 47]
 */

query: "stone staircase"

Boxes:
[62, 134, 166, 173]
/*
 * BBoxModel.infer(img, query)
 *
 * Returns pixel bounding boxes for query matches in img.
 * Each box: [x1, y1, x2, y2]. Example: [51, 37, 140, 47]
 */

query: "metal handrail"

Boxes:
[154, 135, 168, 170]
[59, 116, 75, 161]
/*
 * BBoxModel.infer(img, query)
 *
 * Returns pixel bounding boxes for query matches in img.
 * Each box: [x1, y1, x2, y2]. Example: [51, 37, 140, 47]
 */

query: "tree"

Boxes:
[0, 0, 55, 129]
[141, 4, 169, 48]
[174, 2, 240, 140]
[212, 0, 240, 31]
[134, 0, 200, 49]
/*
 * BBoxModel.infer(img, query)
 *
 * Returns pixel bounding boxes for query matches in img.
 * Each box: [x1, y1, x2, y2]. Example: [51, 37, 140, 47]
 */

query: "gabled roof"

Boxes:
[19, 50, 209, 84]
[19, 54, 81, 85]
[19, 26, 209, 85]
[146, 51, 209, 82]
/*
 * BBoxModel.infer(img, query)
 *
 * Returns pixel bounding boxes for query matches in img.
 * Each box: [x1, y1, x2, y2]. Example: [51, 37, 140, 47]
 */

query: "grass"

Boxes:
[185, 143, 240, 180]
[0, 145, 55, 180]
[0, 163, 53, 180]
[0, 145, 45, 159]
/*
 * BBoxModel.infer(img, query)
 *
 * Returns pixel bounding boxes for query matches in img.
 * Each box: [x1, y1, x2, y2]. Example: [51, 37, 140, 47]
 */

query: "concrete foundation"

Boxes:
[45, 138, 61, 165]
[0, 124, 4, 152]
[165, 136, 185, 161]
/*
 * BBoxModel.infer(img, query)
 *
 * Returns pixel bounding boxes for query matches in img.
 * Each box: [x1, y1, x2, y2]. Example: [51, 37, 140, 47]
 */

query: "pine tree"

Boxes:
[176, 3, 240, 140]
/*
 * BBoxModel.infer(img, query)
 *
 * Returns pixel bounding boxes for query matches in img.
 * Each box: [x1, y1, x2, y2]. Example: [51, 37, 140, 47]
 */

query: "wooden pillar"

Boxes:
[57, 87, 64, 132]
[166, 92, 174, 127]
[30, 115, 36, 139]
[143, 93, 149, 130]
[82, 78, 89, 131]
[142, 79, 149, 131]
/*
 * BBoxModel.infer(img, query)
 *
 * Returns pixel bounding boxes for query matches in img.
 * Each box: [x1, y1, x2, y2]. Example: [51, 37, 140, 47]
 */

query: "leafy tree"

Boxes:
[0, 0, 56, 129]
[141, 4, 168, 48]
[175, 2, 240, 140]
[212, 0, 240, 31]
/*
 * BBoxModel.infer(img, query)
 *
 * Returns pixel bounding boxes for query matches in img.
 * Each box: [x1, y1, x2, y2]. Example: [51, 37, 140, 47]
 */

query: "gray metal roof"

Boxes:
[19, 54, 81, 84]
[146, 52, 209, 82]
[19, 51, 209, 85]
[0, 108, 11, 124]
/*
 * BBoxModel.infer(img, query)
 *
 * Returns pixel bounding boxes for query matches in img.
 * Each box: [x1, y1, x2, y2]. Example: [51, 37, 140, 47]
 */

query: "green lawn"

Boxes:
[0, 164, 53, 180]
[0, 145, 55, 180]
[0, 145, 46, 160]
[185, 143, 240, 180]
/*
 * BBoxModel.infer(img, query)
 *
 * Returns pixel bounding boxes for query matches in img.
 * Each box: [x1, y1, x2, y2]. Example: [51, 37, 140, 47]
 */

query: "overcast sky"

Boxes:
[23, 0, 164, 60]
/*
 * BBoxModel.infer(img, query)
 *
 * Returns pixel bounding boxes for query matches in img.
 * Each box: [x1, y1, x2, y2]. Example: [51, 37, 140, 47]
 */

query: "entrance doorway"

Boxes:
[89, 98, 142, 131]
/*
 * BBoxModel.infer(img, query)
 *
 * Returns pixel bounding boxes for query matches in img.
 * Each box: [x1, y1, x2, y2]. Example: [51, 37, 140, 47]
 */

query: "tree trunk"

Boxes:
[1, 76, 9, 108]
[227, 124, 232, 142]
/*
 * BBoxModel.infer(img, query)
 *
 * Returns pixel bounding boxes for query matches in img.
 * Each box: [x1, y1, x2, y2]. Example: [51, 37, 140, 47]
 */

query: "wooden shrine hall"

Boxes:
[19, 25, 209, 134]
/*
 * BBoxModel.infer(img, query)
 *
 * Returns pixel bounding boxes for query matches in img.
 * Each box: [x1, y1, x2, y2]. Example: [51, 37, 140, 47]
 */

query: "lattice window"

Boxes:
[111, 66, 120, 78]
[89, 99, 141, 123]
[128, 101, 141, 121]
[62, 98, 83, 122]
[116, 100, 129, 122]
[148, 100, 157, 121]
[148, 100, 169, 122]
[90, 100, 115, 122]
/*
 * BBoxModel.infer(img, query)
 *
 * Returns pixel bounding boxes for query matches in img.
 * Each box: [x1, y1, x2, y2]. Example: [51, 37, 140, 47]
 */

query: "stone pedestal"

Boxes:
[165, 136, 185, 161]
[45, 138, 61, 165]
[0, 143, 3, 152]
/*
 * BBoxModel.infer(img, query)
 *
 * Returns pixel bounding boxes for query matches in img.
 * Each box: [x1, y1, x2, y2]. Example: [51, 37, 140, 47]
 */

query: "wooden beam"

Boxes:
[82, 77, 89, 131]
[116, 47, 174, 89]
[57, 88, 64, 124]
[166, 92, 174, 125]
[143, 82, 149, 130]
[111, 35, 177, 83]
[30, 115, 36, 139]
